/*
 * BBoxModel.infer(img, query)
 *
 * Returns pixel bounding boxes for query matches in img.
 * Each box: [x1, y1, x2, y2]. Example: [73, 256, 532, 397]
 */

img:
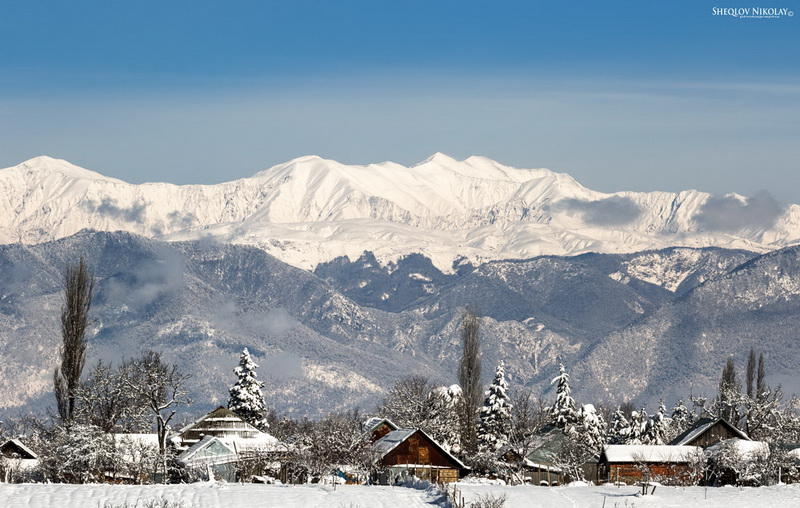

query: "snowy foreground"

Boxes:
[0, 483, 443, 508]
[456, 482, 800, 508]
[2, 482, 800, 508]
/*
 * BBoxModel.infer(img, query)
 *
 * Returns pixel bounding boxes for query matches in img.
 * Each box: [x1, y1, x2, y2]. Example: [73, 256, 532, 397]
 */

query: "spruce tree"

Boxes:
[608, 408, 632, 444]
[573, 404, 606, 451]
[549, 362, 577, 428]
[477, 361, 513, 452]
[228, 348, 269, 431]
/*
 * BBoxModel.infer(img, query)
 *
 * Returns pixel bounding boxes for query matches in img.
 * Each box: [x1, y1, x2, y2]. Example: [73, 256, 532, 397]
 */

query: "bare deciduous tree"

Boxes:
[458, 308, 481, 455]
[54, 256, 94, 425]
[123, 351, 190, 480]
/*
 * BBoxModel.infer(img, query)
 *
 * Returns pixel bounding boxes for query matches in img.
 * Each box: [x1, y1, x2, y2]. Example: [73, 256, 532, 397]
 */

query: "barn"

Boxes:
[670, 417, 750, 448]
[371, 428, 466, 484]
[597, 445, 702, 485]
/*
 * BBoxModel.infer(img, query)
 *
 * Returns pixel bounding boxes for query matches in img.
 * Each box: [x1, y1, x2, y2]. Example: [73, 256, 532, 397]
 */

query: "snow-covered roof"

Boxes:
[363, 417, 398, 434]
[177, 435, 237, 466]
[112, 434, 159, 448]
[371, 428, 467, 470]
[0, 438, 38, 459]
[707, 438, 769, 460]
[669, 418, 749, 446]
[601, 445, 701, 463]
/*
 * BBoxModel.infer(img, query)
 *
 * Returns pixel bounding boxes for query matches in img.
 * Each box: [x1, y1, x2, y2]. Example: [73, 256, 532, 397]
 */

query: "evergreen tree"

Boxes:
[549, 363, 577, 428]
[608, 408, 632, 444]
[572, 403, 606, 451]
[669, 400, 693, 441]
[644, 401, 669, 445]
[477, 361, 513, 452]
[629, 408, 647, 444]
[718, 357, 741, 423]
[746, 348, 757, 399]
[228, 348, 269, 431]
[756, 353, 766, 398]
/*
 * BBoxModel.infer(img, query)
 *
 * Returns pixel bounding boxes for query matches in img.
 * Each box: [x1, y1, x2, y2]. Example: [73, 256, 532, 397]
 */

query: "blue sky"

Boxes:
[1, 1, 798, 199]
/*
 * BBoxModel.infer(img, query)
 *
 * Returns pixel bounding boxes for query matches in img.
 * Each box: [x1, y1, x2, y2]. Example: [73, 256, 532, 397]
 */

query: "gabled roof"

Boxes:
[363, 417, 398, 434]
[669, 417, 750, 446]
[0, 438, 38, 459]
[600, 445, 702, 463]
[525, 425, 566, 465]
[177, 435, 237, 466]
[371, 428, 467, 470]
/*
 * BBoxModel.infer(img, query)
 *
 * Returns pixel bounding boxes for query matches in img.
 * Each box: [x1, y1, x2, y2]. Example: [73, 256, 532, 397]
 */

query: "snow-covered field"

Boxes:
[2, 482, 800, 508]
[0, 482, 444, 508]
[456, 482, 800, 508]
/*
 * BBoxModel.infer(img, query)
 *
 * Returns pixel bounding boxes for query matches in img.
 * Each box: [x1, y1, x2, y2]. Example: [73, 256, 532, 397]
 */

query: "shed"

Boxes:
[372, 428, 465, 484]
[598, 445, 702, 485]
[669, 418, 749, 448]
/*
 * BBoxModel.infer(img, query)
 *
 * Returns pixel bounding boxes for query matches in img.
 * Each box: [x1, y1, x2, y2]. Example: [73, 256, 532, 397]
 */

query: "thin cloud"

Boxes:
[694, 191, 785, 232]
[552, 196, 643, 226]
[82, 198, 146, 223]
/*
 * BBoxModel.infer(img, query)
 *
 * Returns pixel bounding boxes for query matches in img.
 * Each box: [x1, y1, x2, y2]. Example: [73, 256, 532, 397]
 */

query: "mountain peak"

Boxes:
[417, 152, 458, 165]
[10, 155, 121, 182]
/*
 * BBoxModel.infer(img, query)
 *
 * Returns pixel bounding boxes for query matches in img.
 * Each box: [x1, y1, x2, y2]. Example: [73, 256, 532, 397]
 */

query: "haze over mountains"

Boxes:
[1, 155, 799, 417]
[1, 155, 797, 271]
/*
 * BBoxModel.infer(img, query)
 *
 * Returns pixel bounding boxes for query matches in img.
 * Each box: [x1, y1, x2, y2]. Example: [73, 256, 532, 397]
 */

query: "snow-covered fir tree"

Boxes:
[644, 401, 669, 445]
[670, 400, 693, 437]
[608, 408, 632, 444]
[227, 348, 269, 431]
[629, 408, 647, 444]
[478, 361, 513, 452]
[572, 403, 606, 451]
[549, 362, 577, 429]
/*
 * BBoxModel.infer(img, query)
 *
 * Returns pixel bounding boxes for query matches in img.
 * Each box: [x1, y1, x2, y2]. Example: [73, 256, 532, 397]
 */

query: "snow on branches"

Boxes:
[228, 348, 269, 431]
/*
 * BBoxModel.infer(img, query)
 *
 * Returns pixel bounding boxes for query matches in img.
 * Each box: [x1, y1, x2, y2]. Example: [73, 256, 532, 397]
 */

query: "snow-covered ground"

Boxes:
[2, 482, 800, 508]
[0, 482, 444, 508]
[456, 482, 800, 508]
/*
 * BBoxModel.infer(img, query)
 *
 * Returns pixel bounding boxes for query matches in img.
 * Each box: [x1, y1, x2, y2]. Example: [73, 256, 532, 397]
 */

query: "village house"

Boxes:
[520, 425, 596, 485]
[0, 438, 39, 482]
[369, 427, 466, 484]
[670, 417, 750, 448]
[171, 406, 283, 482]
[597, 444, 702, 486]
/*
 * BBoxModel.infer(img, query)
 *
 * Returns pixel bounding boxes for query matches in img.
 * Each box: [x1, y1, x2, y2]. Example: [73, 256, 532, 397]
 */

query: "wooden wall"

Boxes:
[381, 431, 460, 469]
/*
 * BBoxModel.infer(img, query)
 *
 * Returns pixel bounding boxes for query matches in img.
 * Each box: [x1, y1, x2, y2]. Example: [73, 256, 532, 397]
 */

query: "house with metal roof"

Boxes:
[371, 428, 466, 484]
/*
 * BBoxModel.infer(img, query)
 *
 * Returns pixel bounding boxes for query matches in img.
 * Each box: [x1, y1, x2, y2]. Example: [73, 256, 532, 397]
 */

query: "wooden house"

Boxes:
[371, 428, 466, 484]
[597, 445, 702, 486]
[670, 418, 750, 448]
[0, 438, 39, 481]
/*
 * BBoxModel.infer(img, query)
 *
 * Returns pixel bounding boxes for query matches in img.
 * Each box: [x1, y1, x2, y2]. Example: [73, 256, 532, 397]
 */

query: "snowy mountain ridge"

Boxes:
[2, 154, 799, 271]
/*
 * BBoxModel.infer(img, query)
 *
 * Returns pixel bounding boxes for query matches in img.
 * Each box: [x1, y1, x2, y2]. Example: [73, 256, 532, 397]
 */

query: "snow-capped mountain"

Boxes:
[2, 155, 798, 271]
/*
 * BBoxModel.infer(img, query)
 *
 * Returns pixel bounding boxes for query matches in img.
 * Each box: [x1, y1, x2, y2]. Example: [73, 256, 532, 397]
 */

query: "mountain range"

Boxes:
[1, 155, 798, 419]
[1, 155, 798, 271]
